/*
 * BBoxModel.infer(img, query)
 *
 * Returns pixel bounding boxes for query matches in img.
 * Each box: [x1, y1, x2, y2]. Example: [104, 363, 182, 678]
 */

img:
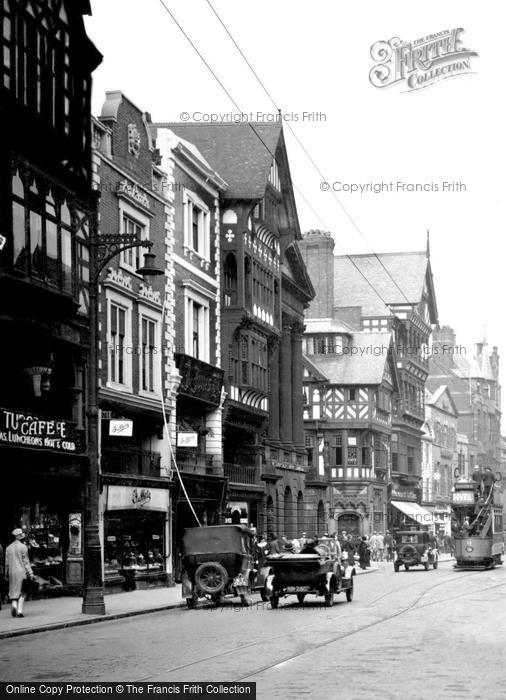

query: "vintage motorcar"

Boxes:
[181, 524, 258, 608]
[393, 530, 439, 572]
[263, 539, 355, 608]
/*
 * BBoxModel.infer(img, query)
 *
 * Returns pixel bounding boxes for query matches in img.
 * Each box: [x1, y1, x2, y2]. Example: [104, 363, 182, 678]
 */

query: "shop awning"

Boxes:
[391, 500, 434, 526]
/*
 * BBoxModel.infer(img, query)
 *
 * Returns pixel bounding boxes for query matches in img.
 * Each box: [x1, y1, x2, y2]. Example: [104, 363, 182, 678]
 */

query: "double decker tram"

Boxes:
[452, 476, 504, 569]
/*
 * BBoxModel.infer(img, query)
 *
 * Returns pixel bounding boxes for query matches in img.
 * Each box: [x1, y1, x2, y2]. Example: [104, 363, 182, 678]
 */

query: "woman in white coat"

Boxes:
[5, 528, 33, 618]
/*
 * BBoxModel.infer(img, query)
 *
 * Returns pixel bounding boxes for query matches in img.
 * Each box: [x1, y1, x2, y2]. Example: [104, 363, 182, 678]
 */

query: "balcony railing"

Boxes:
[174, 353, 224, 407]
[331, 466, 373, 480]
[102, 448, 161, 477]
[223, 462, 257, 485]
[176, 451, 216, 475]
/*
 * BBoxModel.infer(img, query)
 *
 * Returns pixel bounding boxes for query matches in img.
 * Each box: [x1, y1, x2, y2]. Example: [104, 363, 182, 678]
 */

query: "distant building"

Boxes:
[302, 318, 398, 537]
[423, 386, 459, 536]
[427, 326, 502, 474]
[300, 231, 438, 532]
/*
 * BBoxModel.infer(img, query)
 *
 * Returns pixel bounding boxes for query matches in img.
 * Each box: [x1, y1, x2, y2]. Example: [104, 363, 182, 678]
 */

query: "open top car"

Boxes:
[263, 538, 355, 607]
[181, 524, 257, 608]
[394, 530, 439, 572]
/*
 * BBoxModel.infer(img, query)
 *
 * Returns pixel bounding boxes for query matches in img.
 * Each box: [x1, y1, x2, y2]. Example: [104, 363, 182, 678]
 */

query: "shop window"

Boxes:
[104, 512, 166, 582]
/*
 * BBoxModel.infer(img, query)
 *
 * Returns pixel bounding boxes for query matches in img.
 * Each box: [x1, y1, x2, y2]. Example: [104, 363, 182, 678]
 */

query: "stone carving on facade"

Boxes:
[127, 123, 141, 158]
[139, 283, 161, 305]
[106, 267, 133, 290]
[117, 179, 150, 209]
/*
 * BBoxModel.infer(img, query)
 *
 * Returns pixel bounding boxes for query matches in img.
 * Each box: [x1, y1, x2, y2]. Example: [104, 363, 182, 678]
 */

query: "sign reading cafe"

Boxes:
[369, 28, 478, 91]
[0, 408, 81, 453]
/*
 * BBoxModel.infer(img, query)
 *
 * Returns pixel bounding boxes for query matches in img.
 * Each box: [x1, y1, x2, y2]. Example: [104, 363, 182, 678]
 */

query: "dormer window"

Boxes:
[303, 334, 344, 356]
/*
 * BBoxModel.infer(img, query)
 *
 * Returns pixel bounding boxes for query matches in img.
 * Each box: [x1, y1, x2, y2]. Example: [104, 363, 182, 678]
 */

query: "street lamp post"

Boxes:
[82, 192, 163, 615]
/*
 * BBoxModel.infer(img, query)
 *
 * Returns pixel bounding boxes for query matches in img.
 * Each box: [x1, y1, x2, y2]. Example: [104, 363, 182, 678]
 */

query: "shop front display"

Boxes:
[103, 484, 170, 590]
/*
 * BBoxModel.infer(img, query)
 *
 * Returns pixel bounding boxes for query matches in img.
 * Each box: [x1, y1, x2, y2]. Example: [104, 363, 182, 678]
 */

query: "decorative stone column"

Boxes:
[279, 317, 293, 446]
[268, 336, 280, 443]
[291, 321, 305, 448]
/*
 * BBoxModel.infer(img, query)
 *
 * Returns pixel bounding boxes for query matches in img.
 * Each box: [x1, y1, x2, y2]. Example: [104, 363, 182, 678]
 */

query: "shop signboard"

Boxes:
[106, 485, 169, 512]
[109, 419, 133, 437]
[0, 407, 84, 453]
[177, 432, 198, 447]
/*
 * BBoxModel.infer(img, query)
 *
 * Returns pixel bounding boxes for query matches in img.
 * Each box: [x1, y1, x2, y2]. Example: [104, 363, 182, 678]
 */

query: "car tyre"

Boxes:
[194, 562, 228, 595]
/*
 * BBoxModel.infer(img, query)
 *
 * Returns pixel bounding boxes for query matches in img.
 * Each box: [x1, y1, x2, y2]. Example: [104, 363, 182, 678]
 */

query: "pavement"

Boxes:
[0, 556, 454, 640]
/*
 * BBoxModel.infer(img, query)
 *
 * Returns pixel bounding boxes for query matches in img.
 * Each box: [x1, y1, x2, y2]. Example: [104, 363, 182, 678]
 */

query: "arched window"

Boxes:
[284, 486, 293, 538]
[297, 492, 304, 535]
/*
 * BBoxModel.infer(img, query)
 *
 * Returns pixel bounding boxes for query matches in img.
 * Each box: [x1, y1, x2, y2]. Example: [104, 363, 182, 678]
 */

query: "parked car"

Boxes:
[393, 530, 439, 572]
[181, 525, 257, 608]
[263, 538, 355, 608]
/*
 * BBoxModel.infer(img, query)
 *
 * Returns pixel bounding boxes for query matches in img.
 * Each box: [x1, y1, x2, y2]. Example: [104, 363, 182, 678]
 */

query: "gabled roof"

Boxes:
[426, 385, 459, 416]
[304, 332, 395, 385]
[150, 122, 282, 200]
[303, 355, 329, 382]
[333, 252, 435, 318]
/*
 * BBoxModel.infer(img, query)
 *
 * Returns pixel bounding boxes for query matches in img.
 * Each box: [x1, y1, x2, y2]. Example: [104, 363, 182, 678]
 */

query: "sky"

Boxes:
[85, 1, 505, 420]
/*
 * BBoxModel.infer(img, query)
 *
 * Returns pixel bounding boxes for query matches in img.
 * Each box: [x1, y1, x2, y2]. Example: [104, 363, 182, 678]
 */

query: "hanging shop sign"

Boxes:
[225, 501, 249, 525]
[106, 485, 169, 512]
[177, 432, 199, 447]
[0, 407, 83, 453]
[109, 419, 134, 437]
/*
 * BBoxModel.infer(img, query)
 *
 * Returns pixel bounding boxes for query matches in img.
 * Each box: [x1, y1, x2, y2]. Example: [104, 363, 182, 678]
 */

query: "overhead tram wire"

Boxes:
[155, 0, 406, 316]
[203, 0, 416, 309]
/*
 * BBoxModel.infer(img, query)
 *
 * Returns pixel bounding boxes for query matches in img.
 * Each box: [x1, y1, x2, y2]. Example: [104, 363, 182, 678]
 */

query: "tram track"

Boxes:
[133, 568, 505, 683]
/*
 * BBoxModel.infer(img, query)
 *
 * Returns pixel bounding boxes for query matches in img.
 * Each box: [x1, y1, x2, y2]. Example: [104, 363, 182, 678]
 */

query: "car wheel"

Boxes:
[297, 593, 306, 605]
[194, 562, 228, 595]
[324, 586, 335, 607]
[270, 594, 279, 609]
[346, 581, 354, 602]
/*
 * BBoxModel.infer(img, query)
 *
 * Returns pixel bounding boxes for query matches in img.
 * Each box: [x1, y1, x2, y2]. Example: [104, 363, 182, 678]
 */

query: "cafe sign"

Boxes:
[0, 408, 82, 453]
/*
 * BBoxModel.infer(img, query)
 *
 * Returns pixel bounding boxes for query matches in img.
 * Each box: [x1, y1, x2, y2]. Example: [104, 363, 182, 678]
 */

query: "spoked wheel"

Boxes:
[297, 593, 306, 605]
[194, 562, 228, 596]
[270, 594, 280, 609]
[346, 580, 354, 602]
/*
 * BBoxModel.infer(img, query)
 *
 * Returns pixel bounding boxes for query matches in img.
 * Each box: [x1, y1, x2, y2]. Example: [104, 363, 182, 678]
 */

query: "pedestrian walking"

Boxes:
[369, 532, 378, 562]
[376, 532, 385, 562]
[5, 528, 34, 618]
[384, 531, 393, 562]
[358, 536, 371, 569]
[342, 534, 355, 565]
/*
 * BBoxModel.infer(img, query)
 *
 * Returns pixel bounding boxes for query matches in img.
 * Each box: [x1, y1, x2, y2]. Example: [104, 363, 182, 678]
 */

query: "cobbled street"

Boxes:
[1, 562, 505, 700]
